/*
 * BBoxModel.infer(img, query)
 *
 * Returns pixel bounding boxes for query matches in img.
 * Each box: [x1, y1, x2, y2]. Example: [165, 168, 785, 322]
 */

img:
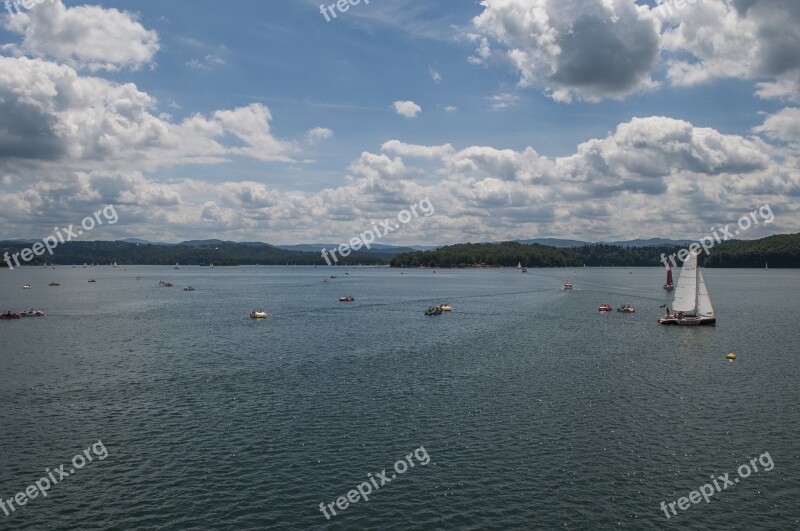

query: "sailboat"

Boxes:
[765, 261, 768, 271]
[174, 262, 181, 270]
[517, 262, 522, 270]
[658, 251, 715, 326]
[663, 263, 674, 291]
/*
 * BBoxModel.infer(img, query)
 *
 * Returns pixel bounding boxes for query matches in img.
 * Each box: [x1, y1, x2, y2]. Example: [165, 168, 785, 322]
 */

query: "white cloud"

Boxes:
[660, 0, 800, 100]
[393, 100, 422, 118]
[471, 0, 661, 102]
[0, 57, 295, 171]
[429, 66, 442, 83]
[382, 140, 454, 159]
[305, 127, 334, 144]
[2, 115, 796, 244]
[2, 0, 159, 72]
[489, 93, 519, 110]
[753, 108, 800, 143]
[444, 105, 458, 112]
[186, 54, 226, 70]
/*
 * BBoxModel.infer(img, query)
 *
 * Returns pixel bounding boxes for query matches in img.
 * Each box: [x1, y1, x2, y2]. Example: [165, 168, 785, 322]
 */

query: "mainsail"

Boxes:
[671, 252, 698, 313]
[666, 265, 673, 286]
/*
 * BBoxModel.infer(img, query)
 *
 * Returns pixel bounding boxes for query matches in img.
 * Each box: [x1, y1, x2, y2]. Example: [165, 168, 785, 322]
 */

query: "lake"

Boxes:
[0, 266, 798, 529]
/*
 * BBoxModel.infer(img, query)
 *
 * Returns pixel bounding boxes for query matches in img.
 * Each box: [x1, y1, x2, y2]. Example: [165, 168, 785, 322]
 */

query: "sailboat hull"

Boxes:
[658, 316, 716, 326]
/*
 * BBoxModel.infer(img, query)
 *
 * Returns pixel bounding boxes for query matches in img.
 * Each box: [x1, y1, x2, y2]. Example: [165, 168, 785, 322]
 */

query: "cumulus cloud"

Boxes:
[753, 108, 800, 143]
[0, 57, 295, 171]
[660, 0, 800, 100]
[2, 0, 159, 71]
[471, 0, 661, 102]
[393, 100, 422, 118]
[2, 115, 796, 244]
[382, 140, 454, 159]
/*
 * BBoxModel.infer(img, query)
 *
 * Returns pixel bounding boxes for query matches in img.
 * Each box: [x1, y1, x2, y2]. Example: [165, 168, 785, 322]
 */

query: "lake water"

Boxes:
[1, 266, 798, 529]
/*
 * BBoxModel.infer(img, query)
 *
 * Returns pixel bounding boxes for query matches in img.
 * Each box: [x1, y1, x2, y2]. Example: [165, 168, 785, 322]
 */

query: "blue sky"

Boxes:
[0, 0, 798, 245]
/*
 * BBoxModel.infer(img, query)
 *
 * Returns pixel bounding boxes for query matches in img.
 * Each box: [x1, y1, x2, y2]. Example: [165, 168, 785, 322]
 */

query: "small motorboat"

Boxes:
[617, 304, 636, 313]
[598, 304, 612, 312]
[339, 296, 354, 302]
[88, 279, 96, 283]
[439, 304, 453, 311]
[250, 310, 269, 319]
[20, 309, 45, 317]
[159, 281, 173, 287]
[425, 306, 443, 316]
[183, 286, 196, 292]
[49, 282, 60, 286]
[330, 275, 337, 279]
[22, 284, 32, 289]
[563, 281, 574, 290]
[1, 311, 21, 319]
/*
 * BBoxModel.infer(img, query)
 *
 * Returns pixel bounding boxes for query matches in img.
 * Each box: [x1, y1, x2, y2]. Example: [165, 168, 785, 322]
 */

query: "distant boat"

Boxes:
[83, 263, 87, 268]
[113, 262, 117, 268]
[210, 263, 214, 268]
[49, 282, 60, 287]
[174, 262, 180, 270]
[250, 310, 269, 319]
[521, 266, 528, 273]
[765, 261, 768, 271]
[22, 284, 32, 289]
[663, 263, 674, 291]
[517, 262, 522, 270]
[563, 281, 574, 290]
[598, 304, 612, 312]
[659, 251, 716, 326]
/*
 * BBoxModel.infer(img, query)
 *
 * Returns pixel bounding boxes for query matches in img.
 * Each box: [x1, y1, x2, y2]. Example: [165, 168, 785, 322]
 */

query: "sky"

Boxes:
[0, 0, 798, 245]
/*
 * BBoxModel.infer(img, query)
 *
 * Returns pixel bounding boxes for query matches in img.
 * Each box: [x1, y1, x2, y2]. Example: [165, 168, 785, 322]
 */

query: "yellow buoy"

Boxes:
[726, 353, 736, 360]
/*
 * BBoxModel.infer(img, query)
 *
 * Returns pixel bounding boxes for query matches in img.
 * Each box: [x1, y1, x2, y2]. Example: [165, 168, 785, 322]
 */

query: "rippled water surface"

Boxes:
[0, 266, 798, 529]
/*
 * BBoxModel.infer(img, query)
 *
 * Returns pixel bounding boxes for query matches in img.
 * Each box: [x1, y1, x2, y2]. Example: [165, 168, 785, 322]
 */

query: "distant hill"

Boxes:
[118, 238, 172, 246]
[0, 240, 389, 267]
[514, 237, 693, 248]
[516, 238, 589, 247]
[276, 243, 422, 255]
[603, 238, 693, 247]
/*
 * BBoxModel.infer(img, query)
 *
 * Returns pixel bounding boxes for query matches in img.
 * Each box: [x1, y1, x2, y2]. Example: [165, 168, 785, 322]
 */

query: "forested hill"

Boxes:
[704, 233, 800, 268]
[390, 234, 800, 268]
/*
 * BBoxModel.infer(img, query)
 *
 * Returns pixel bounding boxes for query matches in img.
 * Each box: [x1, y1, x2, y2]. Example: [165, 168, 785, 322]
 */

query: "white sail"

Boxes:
[696, 268, 714, 317]
[671, 252, 698, 313]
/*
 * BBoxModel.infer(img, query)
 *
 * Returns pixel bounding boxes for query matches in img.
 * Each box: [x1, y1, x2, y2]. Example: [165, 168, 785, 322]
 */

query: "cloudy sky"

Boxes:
[0, 0, 798, 245]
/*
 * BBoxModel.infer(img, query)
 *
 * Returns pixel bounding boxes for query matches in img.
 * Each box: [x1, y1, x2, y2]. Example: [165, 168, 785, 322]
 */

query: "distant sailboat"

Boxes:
[658, 252, 715, 326]
[765, 261, 768, 271]
[174, 262, 181, 270]
[517, 262, 522, 270]
[663, 263, 674, 291]
[210, 263, 214, 268]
